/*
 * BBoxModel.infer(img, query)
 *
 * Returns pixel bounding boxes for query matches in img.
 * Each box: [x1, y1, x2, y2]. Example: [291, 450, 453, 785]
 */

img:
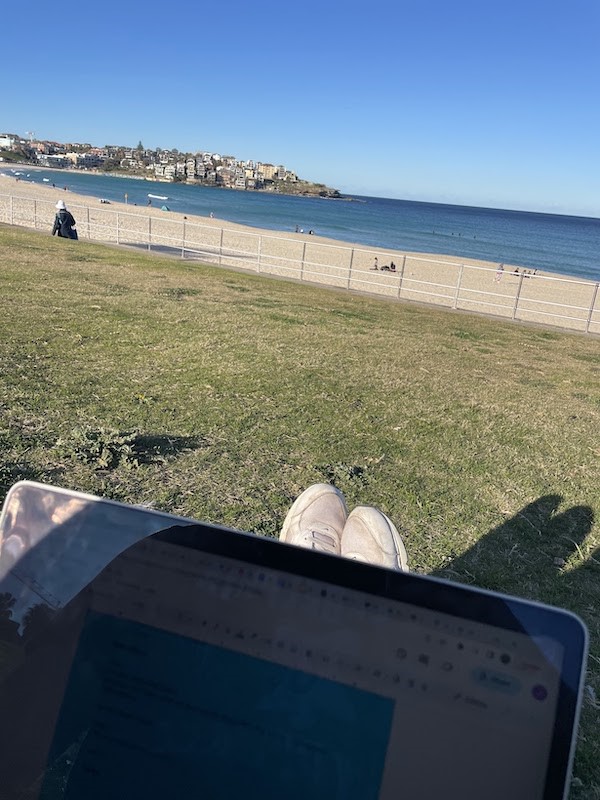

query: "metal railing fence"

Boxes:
[1, 192, 599, 335]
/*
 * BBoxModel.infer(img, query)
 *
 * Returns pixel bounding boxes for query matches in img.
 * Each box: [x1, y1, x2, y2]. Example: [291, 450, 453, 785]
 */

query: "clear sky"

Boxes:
[4, 0, 600, 217]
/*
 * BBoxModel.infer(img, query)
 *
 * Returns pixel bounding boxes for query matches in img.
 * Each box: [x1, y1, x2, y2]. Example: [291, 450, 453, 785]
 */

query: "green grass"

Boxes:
[1, 225, 599, 796]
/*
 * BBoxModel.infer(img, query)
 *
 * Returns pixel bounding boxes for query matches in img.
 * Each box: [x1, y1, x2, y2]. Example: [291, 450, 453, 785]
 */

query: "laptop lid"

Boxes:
[0, 482, 588, 799]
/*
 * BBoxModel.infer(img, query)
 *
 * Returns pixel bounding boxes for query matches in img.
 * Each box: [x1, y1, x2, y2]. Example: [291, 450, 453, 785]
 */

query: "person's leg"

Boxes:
[341, 506, 409, 571]
[279, 483, 347, 555]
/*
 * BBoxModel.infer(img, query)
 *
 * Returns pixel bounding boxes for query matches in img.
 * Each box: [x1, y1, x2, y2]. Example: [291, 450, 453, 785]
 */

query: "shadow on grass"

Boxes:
[0, 463, 56, 503]
[435, 497, 598, 795]
[132, 433, 206, 465]
[54, 428, 206, 471]
[432, 495, 597, 610]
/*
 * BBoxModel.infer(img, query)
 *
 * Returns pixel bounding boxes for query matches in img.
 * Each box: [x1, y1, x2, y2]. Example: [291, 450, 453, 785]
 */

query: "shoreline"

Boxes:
[1, 172, 599, 335]
[0, 170, 523, 274]
[3, 166, 598, 282]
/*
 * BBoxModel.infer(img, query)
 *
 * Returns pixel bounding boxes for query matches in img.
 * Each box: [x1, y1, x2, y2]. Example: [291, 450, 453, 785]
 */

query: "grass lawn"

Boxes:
[1, 225, 599, 796]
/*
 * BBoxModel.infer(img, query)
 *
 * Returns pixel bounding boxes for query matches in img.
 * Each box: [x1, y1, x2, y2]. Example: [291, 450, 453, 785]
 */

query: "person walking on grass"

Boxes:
[52, 200, 78, 240]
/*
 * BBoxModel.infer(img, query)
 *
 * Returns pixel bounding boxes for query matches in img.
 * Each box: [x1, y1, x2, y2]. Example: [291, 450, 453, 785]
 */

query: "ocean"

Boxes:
[5, 167, 600, 281]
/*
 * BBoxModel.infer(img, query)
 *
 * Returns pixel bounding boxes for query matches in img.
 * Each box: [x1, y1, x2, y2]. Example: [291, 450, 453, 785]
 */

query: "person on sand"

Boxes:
[495, 263, 504, 282]
[371, 257, 379, 270]
[51, 200, 78, 240]
[390, 261, 396, 272]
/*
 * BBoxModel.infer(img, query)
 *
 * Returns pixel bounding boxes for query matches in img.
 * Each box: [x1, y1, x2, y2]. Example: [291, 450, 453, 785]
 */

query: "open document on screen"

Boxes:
[41, 611, 393, 799]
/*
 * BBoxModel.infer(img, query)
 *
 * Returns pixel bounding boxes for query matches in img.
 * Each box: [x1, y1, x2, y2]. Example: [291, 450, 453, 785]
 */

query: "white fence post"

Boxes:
[512, 273, 525, 320]
[454, 264, 464, 309]
[10, 196, 13, 225]
[219, 228, 224, 265]
[181, 220, 186, 258]
[257, 235, 262, 273]
[87, 207, 90, 239]
[586, 282, 600, 334]
[397, 255, 406, 298]
[116, 213, 120, 245]
[300, 242, 307, 280]
[33, 200, 37, 230]
[148, 217, 152, 251]
[347, 248, 354, 289]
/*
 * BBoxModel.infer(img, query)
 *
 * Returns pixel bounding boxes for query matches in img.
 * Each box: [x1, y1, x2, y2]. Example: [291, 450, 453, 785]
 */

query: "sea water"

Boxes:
[6, 168, 600, 281]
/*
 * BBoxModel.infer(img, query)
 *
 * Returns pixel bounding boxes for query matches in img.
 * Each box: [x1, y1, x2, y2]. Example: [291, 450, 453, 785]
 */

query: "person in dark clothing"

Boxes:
[52, 200, 78, 239]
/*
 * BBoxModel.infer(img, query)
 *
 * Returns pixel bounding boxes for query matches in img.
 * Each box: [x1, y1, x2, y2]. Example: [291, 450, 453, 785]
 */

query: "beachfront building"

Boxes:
[185, 158, 196, 179]
[258, 163, 277, 181]
[0, 135, 17, 150]
[66, 152, 105, 168]
[36, 154, 70, 168]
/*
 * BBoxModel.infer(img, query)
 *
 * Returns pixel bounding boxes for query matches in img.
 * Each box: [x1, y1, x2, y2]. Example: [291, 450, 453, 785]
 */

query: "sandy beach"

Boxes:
[1, 173, 599, 335]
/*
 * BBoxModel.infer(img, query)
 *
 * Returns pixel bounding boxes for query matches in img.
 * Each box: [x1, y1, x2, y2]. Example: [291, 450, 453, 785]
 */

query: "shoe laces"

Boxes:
[298, 525, 340, 555]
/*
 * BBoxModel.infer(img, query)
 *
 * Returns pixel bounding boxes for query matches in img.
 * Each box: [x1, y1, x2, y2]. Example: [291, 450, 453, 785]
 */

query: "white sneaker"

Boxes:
[341, 506, 409, 571]
[279, 484, 348, 556]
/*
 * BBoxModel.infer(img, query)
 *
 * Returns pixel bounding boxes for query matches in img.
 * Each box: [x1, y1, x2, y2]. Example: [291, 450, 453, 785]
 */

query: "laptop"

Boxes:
[0, 481, 588, 799]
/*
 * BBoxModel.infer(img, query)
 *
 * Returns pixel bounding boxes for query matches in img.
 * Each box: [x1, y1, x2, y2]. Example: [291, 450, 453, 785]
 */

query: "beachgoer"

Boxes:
[51, 200, 78, 240]
[495, 263, 504, 282]
[390, 261, 396, 272]
[381, 264, 390, 272]
[371, 257, 379, 270]
[279, 483, 408, 571]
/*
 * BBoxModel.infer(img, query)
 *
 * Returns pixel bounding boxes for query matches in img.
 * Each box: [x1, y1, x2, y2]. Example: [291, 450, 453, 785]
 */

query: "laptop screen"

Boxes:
[0, 522, 586, 800]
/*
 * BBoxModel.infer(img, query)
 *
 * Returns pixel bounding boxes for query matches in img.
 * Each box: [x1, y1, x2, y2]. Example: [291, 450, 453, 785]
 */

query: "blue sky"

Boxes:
[4, 0, 600, 216]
